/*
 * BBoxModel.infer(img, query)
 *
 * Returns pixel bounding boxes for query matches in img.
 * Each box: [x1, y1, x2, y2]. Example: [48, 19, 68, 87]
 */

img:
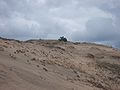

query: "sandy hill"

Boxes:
[0, 37, 120, 90]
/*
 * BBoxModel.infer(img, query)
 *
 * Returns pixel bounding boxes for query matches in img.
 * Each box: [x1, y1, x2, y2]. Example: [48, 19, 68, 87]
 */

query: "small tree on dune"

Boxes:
[58, 36, 67, 42]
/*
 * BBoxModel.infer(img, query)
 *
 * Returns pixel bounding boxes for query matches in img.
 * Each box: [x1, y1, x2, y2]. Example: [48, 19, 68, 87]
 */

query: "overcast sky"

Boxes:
[0, 0, 120, 47]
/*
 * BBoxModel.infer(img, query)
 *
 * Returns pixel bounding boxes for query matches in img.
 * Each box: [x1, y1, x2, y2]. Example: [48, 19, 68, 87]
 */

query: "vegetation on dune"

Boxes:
[58, 36, 67, 42]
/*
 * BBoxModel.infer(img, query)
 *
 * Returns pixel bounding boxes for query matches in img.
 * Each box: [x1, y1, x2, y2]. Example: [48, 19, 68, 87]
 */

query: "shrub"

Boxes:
[58, 36, 67, 42]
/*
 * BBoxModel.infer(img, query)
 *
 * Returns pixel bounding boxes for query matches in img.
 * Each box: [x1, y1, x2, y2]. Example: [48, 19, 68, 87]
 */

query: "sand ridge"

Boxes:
[0, 38, 120, 90]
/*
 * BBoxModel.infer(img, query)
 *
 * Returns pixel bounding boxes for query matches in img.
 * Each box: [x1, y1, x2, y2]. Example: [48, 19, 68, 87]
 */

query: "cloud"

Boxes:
[0, 0, 120, 47]
[72, 17, 120, 41]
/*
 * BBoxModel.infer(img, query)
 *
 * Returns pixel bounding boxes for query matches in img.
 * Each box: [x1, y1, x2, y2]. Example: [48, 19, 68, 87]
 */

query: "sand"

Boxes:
[0, 38, 120, 90]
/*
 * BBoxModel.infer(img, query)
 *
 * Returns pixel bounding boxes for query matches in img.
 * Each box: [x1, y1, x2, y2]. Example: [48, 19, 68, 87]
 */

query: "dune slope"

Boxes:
[0, 38, 120, 90]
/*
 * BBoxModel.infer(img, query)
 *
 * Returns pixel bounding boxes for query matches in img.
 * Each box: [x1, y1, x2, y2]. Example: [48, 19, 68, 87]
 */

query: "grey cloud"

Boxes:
[0, 0, 68, 39]
[0, 0, 120, 47]
[72, 17, 120, 41]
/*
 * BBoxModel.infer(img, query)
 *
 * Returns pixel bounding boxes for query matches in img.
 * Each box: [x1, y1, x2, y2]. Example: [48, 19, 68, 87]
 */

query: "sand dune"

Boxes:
[0, 37, 120, 90]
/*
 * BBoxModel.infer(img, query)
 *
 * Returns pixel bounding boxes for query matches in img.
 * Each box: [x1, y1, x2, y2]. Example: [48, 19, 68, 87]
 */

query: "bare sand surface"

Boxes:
[0, 38, 120, 90]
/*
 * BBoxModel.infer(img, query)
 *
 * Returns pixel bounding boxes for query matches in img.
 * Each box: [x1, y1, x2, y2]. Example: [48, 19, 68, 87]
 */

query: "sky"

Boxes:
[0, 0, 120, 47]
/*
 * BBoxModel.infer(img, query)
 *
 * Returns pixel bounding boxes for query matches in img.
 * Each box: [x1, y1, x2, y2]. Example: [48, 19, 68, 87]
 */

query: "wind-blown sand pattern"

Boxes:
[0, 38, 120, 90]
